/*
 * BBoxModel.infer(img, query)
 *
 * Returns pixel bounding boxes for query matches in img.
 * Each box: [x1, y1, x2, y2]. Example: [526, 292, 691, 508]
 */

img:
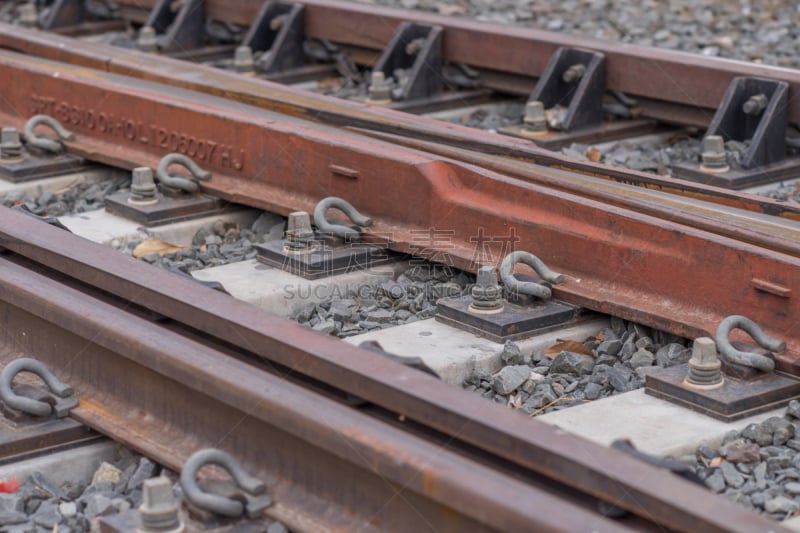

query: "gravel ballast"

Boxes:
[0, 178, 127, 217]
[352, 0, 800, 70]
[462, 317, 690, 415]
[290, 263, 472, 337]
[683, 401, 800, 522]
[0, 450, 163, 533]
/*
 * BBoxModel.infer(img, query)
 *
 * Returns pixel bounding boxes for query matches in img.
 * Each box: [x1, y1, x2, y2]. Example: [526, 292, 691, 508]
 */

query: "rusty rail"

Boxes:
[49, 0, 800, 126]
[0, 206, 784, 532]
[2, 24, 800, 224]
[0, 51, 798, 367]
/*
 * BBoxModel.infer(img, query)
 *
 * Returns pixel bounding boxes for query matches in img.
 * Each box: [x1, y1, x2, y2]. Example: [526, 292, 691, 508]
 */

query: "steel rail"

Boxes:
[0, 207, 784, 533]
[0, 255, 626, 532]
[83, 0, 800, 126]
[354, 128, 800, 258]
[0, 52, 798, 366]
[2, 25, 800, 224]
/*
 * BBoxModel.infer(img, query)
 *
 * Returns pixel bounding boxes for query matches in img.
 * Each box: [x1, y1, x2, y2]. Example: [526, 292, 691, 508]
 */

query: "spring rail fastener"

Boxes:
[499, 251, 565, 300]
[0, 358, 77, 417]
[715, 315, 786, 373]
[313, 196, 372, 241]
[156, 153, 212, 193]
[23, 115, 75, 154]
[180, 448, 272, 518]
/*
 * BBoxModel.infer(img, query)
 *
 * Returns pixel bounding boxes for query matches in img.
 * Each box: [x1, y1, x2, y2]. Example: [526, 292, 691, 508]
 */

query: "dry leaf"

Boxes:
[317, 77, 343, 93]
[438, 4, 466, 15]
[709, 456, 723, 468]
[133, 239, 188, 259]
[584, 148, 602, 162]
[544, 339, 593, 359]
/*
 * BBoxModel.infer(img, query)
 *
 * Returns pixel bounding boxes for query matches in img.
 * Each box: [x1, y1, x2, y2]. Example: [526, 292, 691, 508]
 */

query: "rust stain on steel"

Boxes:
[1, 52, 799, 367]
[0, 218, 783, 533]
[1, 27, 799, 224]
[351, 128, 800, 256]
[106, 0, 800, 124]
[0, 256, 641, 532]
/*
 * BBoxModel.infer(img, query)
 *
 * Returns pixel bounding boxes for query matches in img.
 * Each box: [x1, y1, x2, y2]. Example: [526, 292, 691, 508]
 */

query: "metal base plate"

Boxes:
[498, 119, 658, 150]
[645, 364, 800, 422]
[672, 157, 800, 189]
[435, 294, 577, 343]
[104, 190, 226, 226]
[255, 238, 394, 280]
[389, 89, 494, 114]
[0, 416, 95, 462]
[0, 383, 92, 461]
[349, 89, 493, 115]
[0, 153, 91, 183]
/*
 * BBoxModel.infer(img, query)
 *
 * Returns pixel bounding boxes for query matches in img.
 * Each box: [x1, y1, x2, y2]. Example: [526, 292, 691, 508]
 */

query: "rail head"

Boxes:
[0, 203, 786, 532]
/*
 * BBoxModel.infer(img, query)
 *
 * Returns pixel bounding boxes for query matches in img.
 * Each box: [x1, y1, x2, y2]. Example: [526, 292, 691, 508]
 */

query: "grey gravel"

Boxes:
[551, 351, 595, 375]
[705, 470, 726, 493]
[58, 502, 77, 519]
[130, 214, 285, 273]
[788, 400, 800, 420]
[628, 348, 655, 369]
[3, 451, 165, 533]
[493, 365, 531, 394]
[722, 439, 761, 464]
[500, 340, 526, 365]
[720, 461, 745, 489]
[125, 457, 159, 492]
[656, 342, 691, 367]
[267, 523, 290, 533]
[464, 318, 688, 416]
[289, 262, 472, 337]
[765, 496, 799, 514]
[0, 511, 27, 526]
[352, 0, 800, 70]
[0, 177, 127, 216]
[31, 501, 59, 528]
[343, 0, 800, 202]
[683, 402, 800, 520]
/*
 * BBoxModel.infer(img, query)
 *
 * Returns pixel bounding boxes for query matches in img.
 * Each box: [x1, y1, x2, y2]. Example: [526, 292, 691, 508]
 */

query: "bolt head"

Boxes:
[18, 3, 37, 26]
[270, 15, 284, 31]
[370, 71, 386, 86]
[523, 101, 548, 133]
[471, 265, 503, 309]
[286, 211, 314, 246]
[700, 135, 729, 173]
[287, 211, 312, 233]
[137, 26, 158, 52]
[475, 266, 498, 287]
[524, 101, 545, 120]
[234, 46, 255, 72]
[142, 477, 174, 508]
[689, 337, 720, 367]
[132, 167, 155, 186]
[702, 135, 725, 155]
[368, 71, 393, 103]
[1, 127, 21, 145]
[139, 477, 181, 531]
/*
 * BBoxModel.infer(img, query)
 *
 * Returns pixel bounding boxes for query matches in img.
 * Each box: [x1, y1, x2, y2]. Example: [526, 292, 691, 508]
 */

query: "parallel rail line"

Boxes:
[0, 203, 780, 532]
[0, 50, 798, 368]
[5, 8, 800, 221]
[1, 2, 800, 531]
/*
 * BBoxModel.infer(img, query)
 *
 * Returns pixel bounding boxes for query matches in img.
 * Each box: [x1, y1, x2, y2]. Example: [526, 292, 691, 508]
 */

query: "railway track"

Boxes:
[1, 1, 800, 531]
